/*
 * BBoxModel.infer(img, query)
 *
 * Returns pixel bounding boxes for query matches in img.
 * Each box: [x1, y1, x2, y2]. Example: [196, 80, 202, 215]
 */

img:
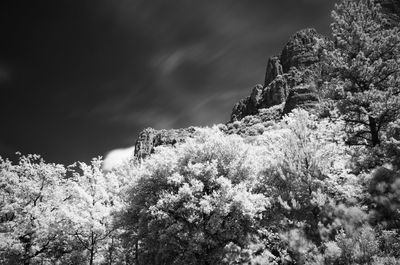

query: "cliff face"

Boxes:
[231, 28, 331, 121]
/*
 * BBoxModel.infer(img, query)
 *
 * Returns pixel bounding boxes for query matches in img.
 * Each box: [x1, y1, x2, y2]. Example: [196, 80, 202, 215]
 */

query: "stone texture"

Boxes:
[230, 67, 317, 121]
[280, 28, 324, 73]
[282, 85, 319, 114]
[264, 56, 283, 86]
[230, 84, 263, 121]
[230, 28, 329, 121]
[134, 127, 196, 159]
[259, 75, 289, 108]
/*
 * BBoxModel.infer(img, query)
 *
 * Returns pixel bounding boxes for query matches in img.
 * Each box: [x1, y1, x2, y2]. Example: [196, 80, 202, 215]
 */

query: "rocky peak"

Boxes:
[230, 28, 327, 122]
[280, 28, 325, 73]
[264, 56, 283, 86]
[230, 84, 263, 121]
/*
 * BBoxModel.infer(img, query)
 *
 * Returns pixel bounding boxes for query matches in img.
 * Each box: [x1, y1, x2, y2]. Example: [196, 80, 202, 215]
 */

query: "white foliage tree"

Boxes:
[60, 158, 124, 265]
[328, 0, 400, 146]
[0, 154, 69, 264]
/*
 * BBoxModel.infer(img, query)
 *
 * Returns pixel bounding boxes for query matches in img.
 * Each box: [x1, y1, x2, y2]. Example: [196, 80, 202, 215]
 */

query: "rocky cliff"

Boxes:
[231, 28, 331, 121]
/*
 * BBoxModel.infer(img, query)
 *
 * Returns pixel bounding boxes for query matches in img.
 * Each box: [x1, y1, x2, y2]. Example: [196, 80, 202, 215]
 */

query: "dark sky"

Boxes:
[0, 0, 335, 164]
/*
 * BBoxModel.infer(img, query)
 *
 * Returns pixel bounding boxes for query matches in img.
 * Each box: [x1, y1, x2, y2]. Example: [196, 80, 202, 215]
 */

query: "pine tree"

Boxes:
[329, 0, 400, 146]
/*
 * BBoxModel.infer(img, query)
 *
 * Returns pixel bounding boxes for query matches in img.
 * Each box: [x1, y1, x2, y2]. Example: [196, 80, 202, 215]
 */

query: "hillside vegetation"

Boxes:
[1, 0, 400, 264]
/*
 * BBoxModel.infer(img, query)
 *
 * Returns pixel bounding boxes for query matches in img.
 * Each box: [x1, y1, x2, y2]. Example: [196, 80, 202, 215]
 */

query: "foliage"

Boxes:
[59, 159, 125, 265]
[0, 155, 128, 265]
[225, 104, 284, 136]
[121, 128, 271, 264]
[0, 154, 69, 264]
[2, 109, 400, 264]
[257, 110, 350, 238]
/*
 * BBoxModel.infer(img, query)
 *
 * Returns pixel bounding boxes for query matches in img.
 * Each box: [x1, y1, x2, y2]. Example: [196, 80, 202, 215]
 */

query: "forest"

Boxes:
[1, 0, 400, 264]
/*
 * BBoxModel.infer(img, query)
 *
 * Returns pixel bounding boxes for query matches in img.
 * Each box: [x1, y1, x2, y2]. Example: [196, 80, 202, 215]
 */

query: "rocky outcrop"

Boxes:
[231, 75, 295, 121]
[134, 127, 196, 159]
[264, 56, 283, 86]
[280, 28, 325, 73]
[260, 75, 289, 108]
[230, 28, 328, 122]
[231, 85, 263, 121]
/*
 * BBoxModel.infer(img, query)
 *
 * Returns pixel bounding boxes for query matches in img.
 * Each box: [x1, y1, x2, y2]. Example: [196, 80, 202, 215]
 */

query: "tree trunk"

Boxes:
[89, 247, 94, 265]
[135, 239, 139, 265]
[369, 116, 381, 146]
[89, 232, 95, 265]
[108, 237, 114, 265]
[23, 236, 32, 265]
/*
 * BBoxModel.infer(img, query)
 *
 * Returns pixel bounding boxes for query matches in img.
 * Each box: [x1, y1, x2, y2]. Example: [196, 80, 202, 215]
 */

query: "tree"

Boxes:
[255, 110, 357, 260]
[122, 128, 270, 265]
[0, 155, 128, 265]
[60, 158, 125, 265]
[329, 0, 400, 146]
[0, 154, 70, 265]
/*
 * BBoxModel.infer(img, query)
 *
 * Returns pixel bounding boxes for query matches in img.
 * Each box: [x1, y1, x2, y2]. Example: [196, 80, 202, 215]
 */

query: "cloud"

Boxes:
[103, 146, 135, 171]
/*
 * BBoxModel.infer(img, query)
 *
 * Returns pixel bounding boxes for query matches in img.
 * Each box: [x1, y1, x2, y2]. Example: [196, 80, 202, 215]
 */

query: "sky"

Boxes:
[0, 0, 335, 165]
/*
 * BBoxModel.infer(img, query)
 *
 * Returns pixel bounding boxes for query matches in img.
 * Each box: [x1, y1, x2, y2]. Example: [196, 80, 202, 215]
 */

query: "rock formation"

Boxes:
[264, 56, 283, 86]
[280, 28, 324, 73]
[282, 85, 319, 114]
[230, 28, 329, 122]
[133, 127, 196, 159]
[230, 85, 263, 121]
